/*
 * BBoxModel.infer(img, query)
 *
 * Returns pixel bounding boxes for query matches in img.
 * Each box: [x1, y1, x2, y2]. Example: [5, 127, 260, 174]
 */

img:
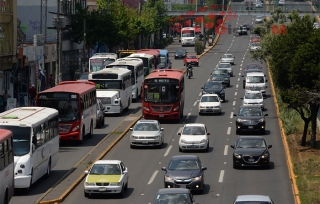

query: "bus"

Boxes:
[142, 69, 185, 120]
[0, 107, 59, 190]
[89, 53, 118, 73]
[158, 50, 172, 69]
[36, 81, 97, 142]
[127, 53, 155, 77]
[0, 129, 14, 204]
[105, 58, 144, 101]
[137, 49, 161, 69]
[180, 27, 196, 46]
[89, 68, 132, 114]
[117, 50, 137, 58]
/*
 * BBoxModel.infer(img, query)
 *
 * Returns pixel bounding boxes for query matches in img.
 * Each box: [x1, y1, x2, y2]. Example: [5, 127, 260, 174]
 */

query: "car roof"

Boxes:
[136, 119, 159, 124]
[245, 90, 262, 94]
[93, 160, 122, 165]
[235, 195, 272, 201]
[201, 94, 219, 97]
[247, 72, 265, 76]
[157, 188, 190, 194]
[171, 155, 198, 160]
[184, 123, 206, 127]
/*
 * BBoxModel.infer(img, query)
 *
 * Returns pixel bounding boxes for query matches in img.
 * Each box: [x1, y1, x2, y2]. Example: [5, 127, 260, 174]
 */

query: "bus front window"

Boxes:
[144, 83, 179, 103]
[90, 58, 115, 72]
[0, 126, 31, 156]
[90, 80, 122, 89]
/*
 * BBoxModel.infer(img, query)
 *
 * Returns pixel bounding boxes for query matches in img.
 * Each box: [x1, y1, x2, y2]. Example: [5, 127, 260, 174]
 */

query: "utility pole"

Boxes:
[83, 19, 86, 73]
[56, 0, 62, 84]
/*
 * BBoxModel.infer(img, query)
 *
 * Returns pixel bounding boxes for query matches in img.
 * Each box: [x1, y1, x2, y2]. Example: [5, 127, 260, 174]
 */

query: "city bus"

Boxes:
[117, 50, 137, 58]
[89, 53, 118, 72]
[88, 68, 132, 114]
[127, 53, 155, 77]
[137, 49, 161, 69]
[36, 81, 97, 142]
[158, 49, 172, 69]
[0, 107, 59, 191]
[105, 58, 144, 101]
[0, 129, 14, 204]
[142, 69, 185, 120]
[180, 27, 196, 46]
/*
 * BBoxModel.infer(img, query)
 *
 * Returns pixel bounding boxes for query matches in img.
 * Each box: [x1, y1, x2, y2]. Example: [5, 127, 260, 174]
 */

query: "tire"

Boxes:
[130, 144, 135, 149]
[260, 129, 266, 135]
[124, 181, 128, 191]
[228, 83, 230, 87]
[88, 121, 93, 138]
[24, 169, 33, 193]
[223, 97, 226, 103]
[4, 190, 8, 204]
[233, 163, 238, 169]
[102, 116, 105, 126]
[205, 142, 209, 152]
[84, 191, 89, 198]
[119, 186, 125, 198]
[79, 127, 85, 144]
[45, 159, 51, 179]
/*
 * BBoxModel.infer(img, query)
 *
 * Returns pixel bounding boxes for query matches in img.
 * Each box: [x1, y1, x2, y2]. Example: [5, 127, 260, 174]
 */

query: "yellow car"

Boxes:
[84, 160, 129, 198]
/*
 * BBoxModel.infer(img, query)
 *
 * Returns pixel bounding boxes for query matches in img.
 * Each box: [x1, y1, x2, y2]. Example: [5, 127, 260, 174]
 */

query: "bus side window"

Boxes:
[0, 143, 4, 170]
[36, 126, 43, 147]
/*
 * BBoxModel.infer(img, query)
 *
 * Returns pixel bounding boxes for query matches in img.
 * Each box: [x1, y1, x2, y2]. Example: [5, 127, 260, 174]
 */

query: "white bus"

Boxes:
[89, 68, 132, 114]
[127, 53, 155, 77]
[89, 53, 118, 72]
[106, 58, 144, 101]
[0, 129, 14, 204]
[0, 107, 59, 191]
[180, 27, 196, 46]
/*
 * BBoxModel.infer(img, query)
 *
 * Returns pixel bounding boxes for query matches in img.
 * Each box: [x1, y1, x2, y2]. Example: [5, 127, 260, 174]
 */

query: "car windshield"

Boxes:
[205, 82, 222, 89]
[247, 76, 264, 83]
[133, 123, 159, 131]
[256, 16, 262, 19]
[90, 164, 121, 175]
[155, 193, 192, 204]
[0, 126, 31, 156]
[187, 55, 197, 59]
[222, 54, 232, 58]
[201, 96, 219, 102]
[90, 80, 122, 89]
[90, 58, 115, 72]
[245, 92, 263, 99]
[238, 107, 262, 116]
[168, 159, 199, 170]
[236, 138, 266, 148]
[218, 64, 231, 68]
[213, 70, 228, 76]
[182, 126, 205, 135]
[176, 49, 186, 54]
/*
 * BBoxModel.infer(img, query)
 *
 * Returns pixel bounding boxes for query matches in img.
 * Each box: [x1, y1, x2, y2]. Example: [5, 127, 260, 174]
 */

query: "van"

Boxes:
[244, 72, 267, 96]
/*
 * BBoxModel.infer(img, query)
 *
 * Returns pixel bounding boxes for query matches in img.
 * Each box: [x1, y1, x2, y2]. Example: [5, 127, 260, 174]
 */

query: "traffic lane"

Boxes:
[10, 103, 141, 204]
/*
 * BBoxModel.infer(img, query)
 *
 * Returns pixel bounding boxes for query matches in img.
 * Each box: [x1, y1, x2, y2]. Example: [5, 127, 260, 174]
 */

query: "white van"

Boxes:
[244, 72, 267, 96]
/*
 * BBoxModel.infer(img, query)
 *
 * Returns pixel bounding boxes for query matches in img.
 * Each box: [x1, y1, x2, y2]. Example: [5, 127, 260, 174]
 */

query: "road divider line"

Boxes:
[235, 92, 237, 96]
[237, 78, 240, 81]
[227, 127, 231, 135]
[164, 145, 172, 157]
[233, 101, 236, 106]
[218, 170, 225, 183]
[224, 145, 228, 155]
[148, 171, 159, 185]
[186, 113, 191, 119]
[236, 84, 238, 88]
[199, 92, 201, 96]
[238, 72, 241, 75]
[230, 112, 234, 118]
[193, 101, 197, 106]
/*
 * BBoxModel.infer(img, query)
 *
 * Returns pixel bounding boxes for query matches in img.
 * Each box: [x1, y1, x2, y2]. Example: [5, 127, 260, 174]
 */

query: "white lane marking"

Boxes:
[193, 101, 197, 106]
[236, 84, 239, 88]
[238, 72, 241, 75]
[219, 170, 225, 183]
[233, 101, 236, 106]
[238, 78, 240, 81]
[235, 92, 237, 96]
[164, 145, 172, 157]
[186, 112, 191, 119]
[240, 68, 242, 71]
[224, 145, 228, 155]
[148, 170, 159, 184]
[199, 92, 202, 96]
[227, 127, 231, 135]
[230, 112, 234, 118]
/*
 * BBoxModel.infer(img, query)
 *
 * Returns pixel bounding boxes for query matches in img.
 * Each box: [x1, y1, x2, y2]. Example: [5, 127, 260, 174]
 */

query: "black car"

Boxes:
[175, 49, 187, 59]
[211, 69, 230, 87]
[201, 81, 226, 102]
[244, 63, 262, 71]
[238, 25, 247, 35]
[231, 136, 272, 169]
[148, 188, 199, 204]
[242, 23, 251, 30]
[234, 105, 268, 134]
[161, 155, 207, 193]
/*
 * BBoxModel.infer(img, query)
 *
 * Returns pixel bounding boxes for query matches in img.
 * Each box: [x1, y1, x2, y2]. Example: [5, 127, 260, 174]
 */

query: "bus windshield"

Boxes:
[144, 82, 179, 103]
[90, 58, 115, 72]
[90, 80, 122, 89]
[0, 126, 31, 156]
[182, 30, 195, 37]
[158, 56, 167, 69]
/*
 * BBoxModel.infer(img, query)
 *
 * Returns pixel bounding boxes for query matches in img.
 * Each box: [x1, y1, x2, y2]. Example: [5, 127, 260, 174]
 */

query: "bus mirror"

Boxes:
[32, 135, 37, 146]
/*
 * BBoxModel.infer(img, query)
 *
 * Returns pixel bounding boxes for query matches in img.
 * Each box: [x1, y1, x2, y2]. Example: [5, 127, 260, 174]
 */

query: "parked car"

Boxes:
[220, 53, 235, 65]
[148, 188, 199, 204]
[175, 49, 187, 59]
[198, 94, 222, 115]
[211, 69, 230, 87]
[231, 136, 272, 169]
[201, 81, 226, 101]
[96, 99, 105, 128]
[178, 123, 210, 152]
[183, 54, 199, 67]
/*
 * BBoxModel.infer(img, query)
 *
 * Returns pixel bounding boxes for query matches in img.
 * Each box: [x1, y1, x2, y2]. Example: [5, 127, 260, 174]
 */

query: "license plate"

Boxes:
[180, 185, 186, 188]
[143, 141, 148, 144]
[248, 159, 254, 162]
[99, 187, 106, 191]
[159, 115, 164, 118]
[248, 126, 253, 129]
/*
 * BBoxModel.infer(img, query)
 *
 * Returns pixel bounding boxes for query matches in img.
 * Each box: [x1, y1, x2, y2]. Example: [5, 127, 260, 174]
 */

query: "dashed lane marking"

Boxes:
[186, 112, 191, 119]
[230, 112, 234, 118]
[219, 170, 225, 183]
[227, 127, 231, 135]
[238, 78, 240, 81]
[236, 84, 239, 88]
[235, 92, 237, 96]
[224, 145, 228, 155]
[148, 170, 159, 185]
[193, 101, 197, 106]
[164, 145, 172, 157]
[233, 101, 236, 106]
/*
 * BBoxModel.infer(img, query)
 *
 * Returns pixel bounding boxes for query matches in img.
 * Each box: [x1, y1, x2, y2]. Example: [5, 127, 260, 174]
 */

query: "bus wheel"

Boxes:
[24, 169, 33, 193]
[88, 121, 93, 138]
[79, 127, 85, 144]
[45, 158, 51, 178]
[4, 189, 8, 204]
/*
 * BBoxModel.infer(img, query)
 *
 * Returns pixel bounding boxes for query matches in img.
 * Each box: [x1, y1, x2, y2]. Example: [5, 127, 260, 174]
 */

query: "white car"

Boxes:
[234, 195, 274, 204]
[220, 54, 235, 65]
[217, 63, 234, 76]
[84, 160, 129, 198]
[250, 42, 261, 52]
[199, 94, 222, 115]
[129, 119, 164, 148]
[278, 0, 285, 5]
[313, 22, 319, 29]
[256, 2, 262, 7]
[241, 90, 265, 110]
[178, 123, 210, 152]
[255, 16, 263, 23]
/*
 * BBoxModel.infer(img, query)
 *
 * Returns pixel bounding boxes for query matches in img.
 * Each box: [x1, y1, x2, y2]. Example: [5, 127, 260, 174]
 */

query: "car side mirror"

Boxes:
[233, 114, 237, 116]
[264, 113, 268, 116]
[201, 87, 204, 89]
[242, 75, 244, 77]
[178, 132, 181, 135]
[268, 145, 272, 148]
[231, 145, 235, 149]
[201, 167, 207, 171]
[85, 170, 89, 174]
[264, 74, 266, 77]
[207, 133, 210, 135]
[161, 167, 166, 171]
[240, 97, 243, 99]
[160, 127, 164, 131]
[265, 79, 268, 82]
[234, 57, 235, 58]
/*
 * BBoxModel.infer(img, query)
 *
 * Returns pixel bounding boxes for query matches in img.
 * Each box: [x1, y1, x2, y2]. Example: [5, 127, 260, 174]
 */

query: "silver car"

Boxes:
[220, 54, 235, 65]
[129, 120, 164, 148]
[234, 195, 274, 204]
[255, 16, 263, 23]
[217, 63, 234, 76]
[250, 42, 261, 52]
[241, 90, 265, 110]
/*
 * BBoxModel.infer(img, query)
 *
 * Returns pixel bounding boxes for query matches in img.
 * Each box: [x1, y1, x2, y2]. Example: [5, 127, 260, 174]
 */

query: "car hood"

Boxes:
[237, 115, 264, 120]
[203, 88, 223, 93]
[180, 135, 207, 141]
[131, 131, 160, 136]
[86, 174, 122, 183]
[234, 148, 267, 156]
[166, 170, 201, 180]
[199, 102, 220, 106]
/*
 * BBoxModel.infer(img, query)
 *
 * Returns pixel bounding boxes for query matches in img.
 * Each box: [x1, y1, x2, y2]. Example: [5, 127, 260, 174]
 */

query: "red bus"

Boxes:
[142, 69, 185, 120]
[137, 49, 160, 69]
[36, 81, 97, 142]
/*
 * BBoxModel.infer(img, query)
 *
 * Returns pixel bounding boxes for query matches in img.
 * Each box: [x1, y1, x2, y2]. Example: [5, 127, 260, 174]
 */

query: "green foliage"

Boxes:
[171, 4, 196, 11]
[195, 40, 204, 55]
[253, 26, 266, 37]
[271, 7, 287, 23]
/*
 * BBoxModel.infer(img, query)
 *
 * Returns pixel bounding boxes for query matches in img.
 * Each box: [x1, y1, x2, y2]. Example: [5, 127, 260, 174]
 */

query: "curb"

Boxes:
[266, 60, 300, 204]
[38, 114, 142, 204]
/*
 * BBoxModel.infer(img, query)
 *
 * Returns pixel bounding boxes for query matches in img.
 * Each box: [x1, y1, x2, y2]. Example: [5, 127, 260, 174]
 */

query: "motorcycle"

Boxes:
[187, 66, 193, 79]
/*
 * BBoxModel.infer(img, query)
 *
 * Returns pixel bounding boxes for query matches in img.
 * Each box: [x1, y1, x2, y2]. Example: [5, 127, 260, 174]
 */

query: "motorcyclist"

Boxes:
[187, 64, 193, 78]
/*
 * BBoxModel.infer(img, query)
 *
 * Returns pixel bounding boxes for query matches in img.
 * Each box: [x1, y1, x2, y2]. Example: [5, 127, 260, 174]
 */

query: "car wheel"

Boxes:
[179, 146, 183, 152]
[228, 83, 230, 87]
[175, 57, 177, 59]
[223, 97, 226, 102]
[45, 159, 51, 179]
[124, 181, 128, 191]
[88, 121, 93, 138]
[199, 112, 202, 115]
[236, 129, 240, 135]
[130, 144, 135, 149]
[233, 163, 238, 169]
[119, 186, 125, 198]
[84, 191, 89, 198]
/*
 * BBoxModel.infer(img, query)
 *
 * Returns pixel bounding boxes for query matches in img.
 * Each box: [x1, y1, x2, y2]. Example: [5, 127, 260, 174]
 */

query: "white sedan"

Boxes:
[220, 53, 235, 65]
[255, 16, 263, 23]
[250, 42, 261, 52]
[178, 123, 210, 152]
[199, 94, 222, 115]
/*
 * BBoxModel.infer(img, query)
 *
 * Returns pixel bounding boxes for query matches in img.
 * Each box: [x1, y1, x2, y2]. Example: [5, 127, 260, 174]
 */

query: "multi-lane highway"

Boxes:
[60, 16, 295, 204]
[230, 1, 314, 12]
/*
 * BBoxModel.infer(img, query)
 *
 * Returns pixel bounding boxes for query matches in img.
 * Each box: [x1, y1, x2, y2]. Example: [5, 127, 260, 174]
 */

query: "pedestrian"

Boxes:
[0, 95, 4, 112]
[29, 84, 36, 106]
[49, 74, 54, 87]
[3, 90, 11, 111]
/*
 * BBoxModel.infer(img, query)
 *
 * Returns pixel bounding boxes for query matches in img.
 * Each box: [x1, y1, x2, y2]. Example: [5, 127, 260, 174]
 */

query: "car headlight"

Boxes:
[72, 125, 79, 131]
[85, 182, 96, 186]
[143, 106, 150, 111]
[234, 153, 242, 158]
[259, 118, 265, 122]
[154, 134, 160, 139]
[165, 176, 174, 181]
[259, 101, 263, 104]
[200, 139, 207, 143]
[173, 106, 179, 111]
[175, 54, 178, 56]
[131, 135, 138, 139]
[180, 139, 186, 144]
[109, 182, 122, 186]
[261, 153, 269, 158]
[211, 78, 217, 81]
[193, 176, 202, 181]
[236, 118, 243, 122]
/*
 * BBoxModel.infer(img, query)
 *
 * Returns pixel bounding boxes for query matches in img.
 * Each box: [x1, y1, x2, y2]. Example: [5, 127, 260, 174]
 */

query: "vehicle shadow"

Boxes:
[87, 187, 134, 199]
[181, 147, 214, 153]
[192, 184, 211, 195]
[131, 143, 169, 150]
[236, 129, 271, 136]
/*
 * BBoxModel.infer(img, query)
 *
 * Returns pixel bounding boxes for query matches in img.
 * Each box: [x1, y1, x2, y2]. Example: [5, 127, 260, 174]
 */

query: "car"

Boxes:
[175, 49, 187, 59]
[233, 195, 275, 204]
[255, 16, 263, 23]
[84, 160, 129, 198]
[178, 123, 210, 152]
[242, 23, 251, 30]
[244, 72, 268, 96]
[231, 136, 272, 169]
[244, 63, 262, 71]
[96, 99, 105, 128]
[255, 2, 262, 7]
[242, 69, 264, 90]
[148, 188, 199, 204]
[217, 62, 234, 76]
[198, 94, 222, 115]
[129, 119, 164, 148]
[161, 155, 207, 193]
[278, 0, 285, 5]
[220, 53, 235, 65]
[313, 22, 319, 29]
[237, 25, 248, 35]
[250, 42, 261, 52]
[251, 36, 261, 43]
[211, 70, 230, 87]
[183, 54, 199, 67]
[201, 81, 226, 101]
[234, 105, 268, 134]
[241, 90, 265, 110]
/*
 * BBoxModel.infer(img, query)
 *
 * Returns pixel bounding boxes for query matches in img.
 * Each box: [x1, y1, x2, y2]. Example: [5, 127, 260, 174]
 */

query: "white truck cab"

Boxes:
[244, 72, 267, 96]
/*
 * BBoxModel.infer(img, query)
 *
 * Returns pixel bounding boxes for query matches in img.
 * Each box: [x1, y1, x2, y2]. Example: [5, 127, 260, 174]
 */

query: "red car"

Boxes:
[183, 54, 199, 67]
[251, 37, 261, 43]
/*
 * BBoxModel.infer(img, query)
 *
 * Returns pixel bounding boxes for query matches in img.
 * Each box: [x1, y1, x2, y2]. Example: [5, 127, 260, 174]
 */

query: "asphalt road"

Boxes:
[63, 16, 295, 204]
[230, 1, 314, 12]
